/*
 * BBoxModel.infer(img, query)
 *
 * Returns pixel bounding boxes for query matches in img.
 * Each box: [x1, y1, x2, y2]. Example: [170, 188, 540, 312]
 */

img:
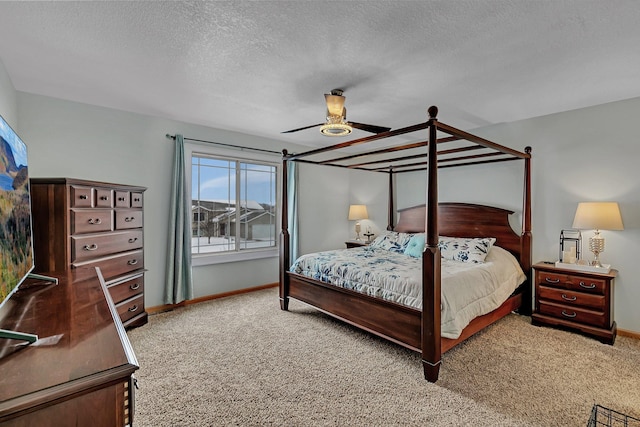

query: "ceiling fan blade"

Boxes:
[281, 123, 325, 134]
[349, 122, 391, 134]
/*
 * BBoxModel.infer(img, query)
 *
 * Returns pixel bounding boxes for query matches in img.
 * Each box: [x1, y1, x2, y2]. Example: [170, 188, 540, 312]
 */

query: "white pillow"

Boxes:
[438, 236, 496, 263]
[369, 231, 413, 253]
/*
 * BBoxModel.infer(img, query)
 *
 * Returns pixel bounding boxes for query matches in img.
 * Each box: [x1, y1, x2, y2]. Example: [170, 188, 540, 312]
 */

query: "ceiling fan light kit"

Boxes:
[320, 116, 352, 136]
[282, 88, 390, 136]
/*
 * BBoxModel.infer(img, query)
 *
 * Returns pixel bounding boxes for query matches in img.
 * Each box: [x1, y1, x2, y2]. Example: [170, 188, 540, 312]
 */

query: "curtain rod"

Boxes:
[165, 134, 282, 155]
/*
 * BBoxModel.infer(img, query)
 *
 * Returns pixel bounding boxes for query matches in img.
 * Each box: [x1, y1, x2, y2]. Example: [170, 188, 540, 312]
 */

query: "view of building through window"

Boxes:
[191, 154, 277, 254]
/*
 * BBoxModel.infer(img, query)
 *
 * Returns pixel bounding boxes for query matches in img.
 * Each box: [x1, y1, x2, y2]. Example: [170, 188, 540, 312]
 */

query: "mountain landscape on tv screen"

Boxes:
[0, 134, 33, 301]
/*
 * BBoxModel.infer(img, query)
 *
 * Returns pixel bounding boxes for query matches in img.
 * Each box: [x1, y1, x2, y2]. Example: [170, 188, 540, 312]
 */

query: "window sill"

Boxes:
[191, 248, 278, 266]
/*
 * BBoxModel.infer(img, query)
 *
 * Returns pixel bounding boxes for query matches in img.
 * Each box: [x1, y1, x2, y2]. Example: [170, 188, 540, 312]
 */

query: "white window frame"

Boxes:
[185, 142, 281, 266]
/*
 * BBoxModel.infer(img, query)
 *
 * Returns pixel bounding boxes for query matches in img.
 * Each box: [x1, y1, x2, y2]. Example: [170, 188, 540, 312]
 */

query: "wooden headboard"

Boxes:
[394, 202, 522, 260]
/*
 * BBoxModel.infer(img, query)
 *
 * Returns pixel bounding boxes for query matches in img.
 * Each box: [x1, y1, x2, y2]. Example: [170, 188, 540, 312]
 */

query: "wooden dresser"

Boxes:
[532, 262, 617, 344]
[0, 269, 138, 426]
[30, 178, 148, 328]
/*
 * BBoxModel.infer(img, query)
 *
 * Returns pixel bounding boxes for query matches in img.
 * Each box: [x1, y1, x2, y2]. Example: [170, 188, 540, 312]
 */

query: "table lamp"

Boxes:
[572, 202, 624, 267]
[348, 204, 368, 241]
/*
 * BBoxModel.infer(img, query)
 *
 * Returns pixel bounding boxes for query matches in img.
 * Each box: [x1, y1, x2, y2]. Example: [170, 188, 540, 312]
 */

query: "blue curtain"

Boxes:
[287, 161, 299, 262]
[164, 134, 194, 304]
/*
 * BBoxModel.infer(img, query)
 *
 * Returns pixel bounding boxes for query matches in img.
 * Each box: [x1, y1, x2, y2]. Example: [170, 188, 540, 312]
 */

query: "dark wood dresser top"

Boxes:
[0, 268, 138, 420]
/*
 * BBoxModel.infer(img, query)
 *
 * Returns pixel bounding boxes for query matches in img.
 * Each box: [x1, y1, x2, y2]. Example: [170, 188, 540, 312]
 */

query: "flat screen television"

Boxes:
[0, 113, 37, 343]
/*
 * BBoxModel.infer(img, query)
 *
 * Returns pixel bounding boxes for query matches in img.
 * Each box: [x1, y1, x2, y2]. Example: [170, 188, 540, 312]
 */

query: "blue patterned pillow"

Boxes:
[370, 231, 413, 253]
[438, 236, 496, 263]
[404, 233, 426, 258]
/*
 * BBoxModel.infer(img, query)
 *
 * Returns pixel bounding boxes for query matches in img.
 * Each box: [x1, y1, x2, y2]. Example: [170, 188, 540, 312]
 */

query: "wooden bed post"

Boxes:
[279, 150, 290, 311]
[387, 168, 394, 231]
[520, 146, 533, 315]
[423, 106, 442, 382]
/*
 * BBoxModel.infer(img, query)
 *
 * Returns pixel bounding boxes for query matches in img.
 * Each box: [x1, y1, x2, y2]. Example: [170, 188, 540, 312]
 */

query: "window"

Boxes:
[189, 146, 279, 265]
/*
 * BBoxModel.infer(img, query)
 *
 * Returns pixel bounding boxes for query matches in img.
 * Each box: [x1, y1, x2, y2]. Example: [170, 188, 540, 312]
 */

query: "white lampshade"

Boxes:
[572, 202, 624, 231]
[348, 205, 368, 220]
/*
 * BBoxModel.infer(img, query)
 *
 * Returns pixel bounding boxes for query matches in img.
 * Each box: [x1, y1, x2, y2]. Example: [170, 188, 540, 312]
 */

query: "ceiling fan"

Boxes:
[282, 89, 391, 136]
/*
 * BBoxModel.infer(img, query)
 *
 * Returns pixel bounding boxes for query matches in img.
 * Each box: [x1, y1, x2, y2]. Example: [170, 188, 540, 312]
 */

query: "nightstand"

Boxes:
[345, 240, 369, 248]
[531, 262, 617, 344]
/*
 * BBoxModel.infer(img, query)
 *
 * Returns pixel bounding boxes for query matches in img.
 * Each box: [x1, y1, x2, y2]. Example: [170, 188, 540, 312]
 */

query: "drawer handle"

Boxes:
[579, 281, 596, 289]
[83, 244, 98, 251]
[130, 283, 140, 290]
[134, 198, 141, 202]
[128, 305, 138, 313]
[128, 237, 138, 243]
[118, 197, 126, 201]
[127, 259, 138, 266]
[545, 277, 560, 284]
[125, 217, 135, 222]
[561, 294, 577, 302]
[88, 218, 102, 225]
[79, 195, 88, 200]
[561, 310, 577, 318]
[100, 196, 109, 201]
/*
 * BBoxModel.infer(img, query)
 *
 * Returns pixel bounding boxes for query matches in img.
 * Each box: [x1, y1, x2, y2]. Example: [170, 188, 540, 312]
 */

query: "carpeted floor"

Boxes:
[127, 288, 640, 426]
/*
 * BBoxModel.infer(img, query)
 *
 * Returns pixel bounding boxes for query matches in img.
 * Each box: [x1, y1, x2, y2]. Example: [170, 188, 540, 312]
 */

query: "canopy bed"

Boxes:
[279, 106, 532, 382]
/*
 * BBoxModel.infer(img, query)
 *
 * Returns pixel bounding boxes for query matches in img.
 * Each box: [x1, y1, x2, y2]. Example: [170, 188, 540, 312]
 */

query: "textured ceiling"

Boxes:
[0, 1, 639, 147]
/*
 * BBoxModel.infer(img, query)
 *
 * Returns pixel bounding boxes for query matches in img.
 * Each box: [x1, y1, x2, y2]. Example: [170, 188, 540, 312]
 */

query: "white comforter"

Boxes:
[290, 246, 525, 339]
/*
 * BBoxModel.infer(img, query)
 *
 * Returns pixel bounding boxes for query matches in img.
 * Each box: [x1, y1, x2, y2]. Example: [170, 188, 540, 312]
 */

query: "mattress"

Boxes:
[290, 245, 526, 339]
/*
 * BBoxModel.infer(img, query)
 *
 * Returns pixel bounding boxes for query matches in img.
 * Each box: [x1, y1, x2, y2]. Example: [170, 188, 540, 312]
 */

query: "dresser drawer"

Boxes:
[538, 300, 608, 329]
[73, 249, 144, 280]
[537, 285, 606, 311]
[109, 274, 145, 305]
[71, 185, 93, 207]
[115, 191, 131, 208]
[131, 192, 143, 208]
[72, 209, 113, 234]
[95, 188, 114, 208]
[116, 294, 145, 324]
[536, 271, 606, 295]
[72, 230, 143, 262]
[115, 210, 143, 230]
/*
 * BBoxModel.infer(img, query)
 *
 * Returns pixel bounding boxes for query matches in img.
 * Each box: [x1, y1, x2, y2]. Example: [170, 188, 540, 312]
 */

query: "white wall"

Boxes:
[353, 98, 640, 333]
[0, 60, 17, 127]
[9, 90, 343, 308]
[3, 56, 638, 332]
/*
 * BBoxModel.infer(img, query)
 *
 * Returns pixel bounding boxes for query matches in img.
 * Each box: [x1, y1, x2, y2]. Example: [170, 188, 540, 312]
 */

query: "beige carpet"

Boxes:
[127, 288, 640, 426]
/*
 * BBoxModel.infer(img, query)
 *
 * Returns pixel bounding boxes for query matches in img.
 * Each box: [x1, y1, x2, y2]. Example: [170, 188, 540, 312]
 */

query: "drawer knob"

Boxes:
[545, 277, 560, 284]
[130, 283, 140, 290]
[88, 218, 102, 225]
[83, 243, 98, 251]
[561, 294, 577, 302]
[125, 217, 135, 222]
[100, 196, 109, 200]
[79, 195, 88, 200]
[561, 310, 577, 318]
[579, 281, 596, 289]
[128, 305, 138, 313]
[128, 237, 138, 243]
[118, 197, 126, 201]
[127, 259, 138, 266]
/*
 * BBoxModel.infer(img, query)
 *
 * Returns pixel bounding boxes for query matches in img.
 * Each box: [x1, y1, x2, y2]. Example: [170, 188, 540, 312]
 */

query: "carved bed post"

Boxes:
[423, 106, 442, 382]
[387, 168, 394, 231]
[520, 146, 533, 315]
[279, 150, 290, 311]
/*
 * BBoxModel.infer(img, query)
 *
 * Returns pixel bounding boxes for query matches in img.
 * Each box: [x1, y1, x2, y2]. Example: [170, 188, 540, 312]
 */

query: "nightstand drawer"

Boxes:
[537, 271, 606, 295]
[537, 285, 606, 311]
[538, 300, 607, 329]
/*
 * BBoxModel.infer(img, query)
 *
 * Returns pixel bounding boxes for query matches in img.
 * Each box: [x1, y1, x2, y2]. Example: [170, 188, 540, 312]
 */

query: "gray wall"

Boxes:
[2, 59, 638, 333]
[354, 98, 640, 333]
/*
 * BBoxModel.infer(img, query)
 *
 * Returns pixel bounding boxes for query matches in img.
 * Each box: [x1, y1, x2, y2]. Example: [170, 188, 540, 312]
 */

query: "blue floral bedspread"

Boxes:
[290, 245, 525, 339]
